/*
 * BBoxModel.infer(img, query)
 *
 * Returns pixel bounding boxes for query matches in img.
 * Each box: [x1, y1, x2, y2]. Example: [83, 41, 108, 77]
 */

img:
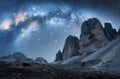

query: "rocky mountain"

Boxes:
[35, 57, 48, 63]
[54, 36, 120, 73]
[104, 23, 117, 41]
[0, 52, 47, 63]
[53, 18, 120, 76]
[79, 18, 109, 55]
[55, 18, 119, 61]
[0, 52, 28, 62]
[81, 36, 120, 72]
[55, 50, 62, 61]
[62, 35, 80, 59]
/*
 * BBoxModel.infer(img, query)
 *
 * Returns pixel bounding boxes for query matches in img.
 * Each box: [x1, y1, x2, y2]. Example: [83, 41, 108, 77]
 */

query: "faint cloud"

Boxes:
[15, 21, 39, 44]
[21, 21, 39, 38]
[46, 17, 66, 27]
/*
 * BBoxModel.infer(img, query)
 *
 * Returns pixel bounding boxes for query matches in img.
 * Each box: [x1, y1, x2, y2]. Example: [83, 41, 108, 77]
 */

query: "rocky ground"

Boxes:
[0, 61, 120, 79]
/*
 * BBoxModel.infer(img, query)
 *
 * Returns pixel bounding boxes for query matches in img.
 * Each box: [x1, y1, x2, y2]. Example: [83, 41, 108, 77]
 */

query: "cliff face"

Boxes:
[55, 50, 62, 61]
[104, 23, 117, 41]
[79, 18, 109, 54]
[62, 35, 80, 59]
[55, 18, 118, 61]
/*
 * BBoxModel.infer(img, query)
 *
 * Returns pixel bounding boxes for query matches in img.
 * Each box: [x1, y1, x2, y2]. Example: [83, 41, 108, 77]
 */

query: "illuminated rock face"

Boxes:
[62, 35, 80, 59]
[79, 18, 109, 54]
[56, 18, 118, 60]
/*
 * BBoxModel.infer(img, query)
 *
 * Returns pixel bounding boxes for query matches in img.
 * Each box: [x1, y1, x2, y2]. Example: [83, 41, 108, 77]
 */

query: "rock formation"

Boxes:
[55, 50, 62, 61]
[79, 18, 109, 54]
[104, 23, 117, 41]
[55, 18, 118, 61]
[62, 35, 80, 59]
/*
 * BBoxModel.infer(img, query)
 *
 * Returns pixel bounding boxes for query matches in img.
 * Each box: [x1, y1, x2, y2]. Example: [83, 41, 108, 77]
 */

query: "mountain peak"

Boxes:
[62, 35, 80, 59]
[55, 18, 118, 61]
[12, 52, 26, 59]
[104, 23, 117, 41]
[81, 18, 103, 37]
[55, 50, 62, 61]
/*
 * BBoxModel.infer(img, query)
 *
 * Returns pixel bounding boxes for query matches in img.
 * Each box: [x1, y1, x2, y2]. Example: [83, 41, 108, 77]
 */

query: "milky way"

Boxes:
[0, 0, 119, 62]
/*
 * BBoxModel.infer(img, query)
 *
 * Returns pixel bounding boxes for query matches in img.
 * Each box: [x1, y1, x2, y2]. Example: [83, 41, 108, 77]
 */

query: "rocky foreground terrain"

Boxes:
[0, 61, 120, 79]
[0, 18, 120, 79]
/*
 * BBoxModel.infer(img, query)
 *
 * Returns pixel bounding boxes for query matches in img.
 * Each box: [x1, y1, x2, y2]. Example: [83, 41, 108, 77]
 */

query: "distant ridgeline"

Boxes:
[0, 52, 47, 64]
[55, 18, 120, 61]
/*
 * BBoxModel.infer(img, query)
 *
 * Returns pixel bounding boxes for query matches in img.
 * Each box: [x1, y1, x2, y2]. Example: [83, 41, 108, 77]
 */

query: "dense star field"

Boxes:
[0, 0, 119, 62]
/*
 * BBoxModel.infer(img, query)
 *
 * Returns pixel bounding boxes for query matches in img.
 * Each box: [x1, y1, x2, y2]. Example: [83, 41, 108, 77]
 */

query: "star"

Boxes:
[54, 40, 58, 43]
[32, 7, 36, 11]
[38, 38, 41, 41]
[50, 32, 54, 35]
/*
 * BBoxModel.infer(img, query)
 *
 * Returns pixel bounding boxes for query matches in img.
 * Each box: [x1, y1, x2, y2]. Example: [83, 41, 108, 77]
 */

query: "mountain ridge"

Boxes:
[0, 52, 47, 64]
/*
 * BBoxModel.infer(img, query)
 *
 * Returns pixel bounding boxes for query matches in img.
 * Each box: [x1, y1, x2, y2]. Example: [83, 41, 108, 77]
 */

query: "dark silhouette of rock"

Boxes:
[118, 28, 120, 35]
[55, 50, 62, 61]
[104, 23, 117, 41]
[62, 35, 80, 59]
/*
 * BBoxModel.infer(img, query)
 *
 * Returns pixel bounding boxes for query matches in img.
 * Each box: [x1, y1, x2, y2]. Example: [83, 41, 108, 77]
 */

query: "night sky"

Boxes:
[0, 0, 119, 62]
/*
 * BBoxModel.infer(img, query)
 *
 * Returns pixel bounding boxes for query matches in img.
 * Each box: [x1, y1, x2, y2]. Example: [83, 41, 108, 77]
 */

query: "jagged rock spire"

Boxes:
[62, 35, 80, 59]
[55, 18, 118, 60]
[55, 50, 62, 61]
[104, 23, 117, 41]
